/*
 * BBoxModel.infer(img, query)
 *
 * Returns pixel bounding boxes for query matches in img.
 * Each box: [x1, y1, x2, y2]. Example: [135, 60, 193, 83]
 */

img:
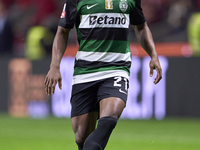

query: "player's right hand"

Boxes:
[44, 67, 62, 95]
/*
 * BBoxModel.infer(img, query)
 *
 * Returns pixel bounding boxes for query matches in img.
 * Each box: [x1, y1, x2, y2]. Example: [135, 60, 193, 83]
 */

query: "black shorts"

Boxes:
[70, 76, 129, 118]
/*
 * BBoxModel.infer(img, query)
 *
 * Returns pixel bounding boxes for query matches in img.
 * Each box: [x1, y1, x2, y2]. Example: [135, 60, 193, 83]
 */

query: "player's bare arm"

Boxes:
[44, 26, 70, 95]
[133, 22, 162, 84]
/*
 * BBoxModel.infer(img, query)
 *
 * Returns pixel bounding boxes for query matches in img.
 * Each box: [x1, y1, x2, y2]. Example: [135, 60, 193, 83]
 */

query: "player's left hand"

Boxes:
[149, 56, 162, 84]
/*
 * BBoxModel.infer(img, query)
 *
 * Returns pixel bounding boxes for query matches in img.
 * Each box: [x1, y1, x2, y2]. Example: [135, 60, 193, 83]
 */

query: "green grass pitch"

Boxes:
[0, 114, 200, 150]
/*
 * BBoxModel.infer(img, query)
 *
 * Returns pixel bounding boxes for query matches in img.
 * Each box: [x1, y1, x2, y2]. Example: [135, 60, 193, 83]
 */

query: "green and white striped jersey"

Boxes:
[59, 0, 145, 85]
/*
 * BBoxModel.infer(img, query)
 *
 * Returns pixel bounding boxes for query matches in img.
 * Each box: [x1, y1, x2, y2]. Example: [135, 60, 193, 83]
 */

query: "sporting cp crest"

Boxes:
[119, 0, 128, 12]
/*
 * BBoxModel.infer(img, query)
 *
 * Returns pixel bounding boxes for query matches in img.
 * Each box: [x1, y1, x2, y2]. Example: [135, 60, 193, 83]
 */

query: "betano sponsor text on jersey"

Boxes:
[89, 15, 126, 25]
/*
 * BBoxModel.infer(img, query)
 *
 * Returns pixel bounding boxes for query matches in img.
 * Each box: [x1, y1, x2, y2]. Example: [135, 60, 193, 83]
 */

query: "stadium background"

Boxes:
[0, 0, 200, 150]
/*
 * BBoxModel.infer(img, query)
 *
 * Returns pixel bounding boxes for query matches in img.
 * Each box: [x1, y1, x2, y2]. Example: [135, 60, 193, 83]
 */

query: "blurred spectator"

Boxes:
[167, 0, 192, 31]
[9, 0, 59, 56]
[141, 0, 168, 24]
[23, 0, 59, 60]
[187, 1, 200, 56]
[0, 0, 14, 55]
[25, 26, 54, 60]
[9, 0, 36, 55]
[188, 12, 200, 56]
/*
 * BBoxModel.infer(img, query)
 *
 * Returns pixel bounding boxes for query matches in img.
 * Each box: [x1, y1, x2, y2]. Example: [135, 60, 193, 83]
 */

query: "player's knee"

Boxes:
[106, 113, 121, 120]
[75, 132, 87, 144]
[75, 137, 84, 144]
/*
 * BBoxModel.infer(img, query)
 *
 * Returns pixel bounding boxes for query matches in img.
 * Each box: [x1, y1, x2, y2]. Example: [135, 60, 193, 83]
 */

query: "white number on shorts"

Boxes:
[114, 77, 128, 91]
[114, 76, 122, 87]
[124, 77, 128, 91]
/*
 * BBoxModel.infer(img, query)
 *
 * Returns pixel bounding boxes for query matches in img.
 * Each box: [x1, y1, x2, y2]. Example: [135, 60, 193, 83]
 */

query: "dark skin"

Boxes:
[44, 22, 162, 144]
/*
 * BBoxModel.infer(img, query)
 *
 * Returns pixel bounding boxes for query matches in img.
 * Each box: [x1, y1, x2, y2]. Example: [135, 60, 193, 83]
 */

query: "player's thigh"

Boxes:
[99, 97, 125, 119]
[71, 112, 98, 142]
[98, 76, 128, 119]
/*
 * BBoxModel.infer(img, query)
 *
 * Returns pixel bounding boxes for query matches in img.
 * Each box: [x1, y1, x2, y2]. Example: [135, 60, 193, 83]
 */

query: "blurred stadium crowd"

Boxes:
[0, 0, 199, 58]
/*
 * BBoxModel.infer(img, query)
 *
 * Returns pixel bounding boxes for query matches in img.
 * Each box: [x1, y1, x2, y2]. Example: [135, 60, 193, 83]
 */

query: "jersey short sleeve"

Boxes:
[130, 0, 146, 25]
[58, 0, 78, 29]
